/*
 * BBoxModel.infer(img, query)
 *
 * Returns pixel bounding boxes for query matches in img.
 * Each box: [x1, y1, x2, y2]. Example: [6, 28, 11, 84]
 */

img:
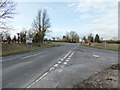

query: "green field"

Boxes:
[80, 43, 119, 51]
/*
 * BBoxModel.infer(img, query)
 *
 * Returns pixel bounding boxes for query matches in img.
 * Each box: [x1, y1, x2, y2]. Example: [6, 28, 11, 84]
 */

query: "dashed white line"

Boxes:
[54, 64, 59, 67]
[32, 54, 38, 56]
[61, 59, 64, 61]
[66, 60, 69, 62]
[67, 57, 71, 59]
[21, 51, 48, 59]
[93, 55, 99, 58]
[58, 61, 61, 64]
[50, 67, 55, 71]
[57, 69, 62, 72]
[64, 62, 67, 65]
[27, 50, 75, 88]
[21, 55, 33, 59]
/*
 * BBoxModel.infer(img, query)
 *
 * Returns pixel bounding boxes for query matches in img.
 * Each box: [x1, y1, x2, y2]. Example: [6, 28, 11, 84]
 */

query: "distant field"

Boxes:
[80, 43, 119, 51]
[52, 42, 72, 44]
[2, 43, 60, 56]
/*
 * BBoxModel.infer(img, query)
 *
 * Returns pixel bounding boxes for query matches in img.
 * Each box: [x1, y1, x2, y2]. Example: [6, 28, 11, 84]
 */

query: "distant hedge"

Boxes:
[106, 40, 120, 44]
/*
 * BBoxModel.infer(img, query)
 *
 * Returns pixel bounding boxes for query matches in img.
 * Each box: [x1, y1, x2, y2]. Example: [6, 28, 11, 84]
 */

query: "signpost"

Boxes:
[26, 38, 33, 44]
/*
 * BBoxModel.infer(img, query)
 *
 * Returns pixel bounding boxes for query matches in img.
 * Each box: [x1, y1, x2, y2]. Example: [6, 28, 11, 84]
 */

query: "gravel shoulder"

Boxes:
[73, 64, 119, 88]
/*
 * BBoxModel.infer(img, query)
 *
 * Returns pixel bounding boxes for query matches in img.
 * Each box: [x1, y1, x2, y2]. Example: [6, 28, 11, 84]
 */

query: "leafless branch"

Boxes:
[0, 0, 16, 19]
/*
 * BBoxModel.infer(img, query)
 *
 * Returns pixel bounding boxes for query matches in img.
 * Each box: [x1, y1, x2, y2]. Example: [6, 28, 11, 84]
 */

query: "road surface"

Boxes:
[2, 43, 118, 88]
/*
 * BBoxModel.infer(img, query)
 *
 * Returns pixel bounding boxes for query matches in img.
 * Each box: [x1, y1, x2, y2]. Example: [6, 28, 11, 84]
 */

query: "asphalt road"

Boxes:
[2, 43, 118, 88]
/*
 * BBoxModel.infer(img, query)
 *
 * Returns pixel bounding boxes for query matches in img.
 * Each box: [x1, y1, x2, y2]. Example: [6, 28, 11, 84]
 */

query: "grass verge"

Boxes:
[2, 43, 61, 56]
[52, 42, 73, 44]
[80, 43, 119, 51]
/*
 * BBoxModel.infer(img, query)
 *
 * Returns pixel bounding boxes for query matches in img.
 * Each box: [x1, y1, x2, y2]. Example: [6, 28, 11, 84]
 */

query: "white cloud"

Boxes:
[80, 14, 92, 19]
[14, 0, 119, 2]
[68, 3, 76, 7]
[44, 6, 52, 10]
[75, 1, 117, 12]
[68, 0, 118, 40]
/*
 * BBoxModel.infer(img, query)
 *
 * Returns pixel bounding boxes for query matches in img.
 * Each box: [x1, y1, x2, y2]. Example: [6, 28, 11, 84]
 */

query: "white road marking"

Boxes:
[50, 67, 55, 71]
[63, 51, 72, 59]
[21, 55, 33, 59]
[27, 72, 48, 88]
[54, 64, 59, 67]
[61, 59, 64, 61]
[21, 51, 48, 59]
[27, 50, 75, 88]
[71, 52, 74, 56]
[69, 52, 74, 58]
[74, 47, 76, 49]
[66, 60, 69, 62]
[58, 61, 61, 64]
[67, 57, 71, 60]
[32, 54, 38, 56]
[64, 62, 67, 65]
[93, 55, 99, 58]
[35, 72, 48, 83]
[57, 69, 62, 72]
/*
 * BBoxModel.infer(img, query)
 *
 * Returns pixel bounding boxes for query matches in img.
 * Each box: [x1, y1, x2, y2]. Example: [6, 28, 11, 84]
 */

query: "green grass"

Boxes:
[2, 44, 61, 56]
[52, 42, 73, 44]
[80, 43, 119, 51]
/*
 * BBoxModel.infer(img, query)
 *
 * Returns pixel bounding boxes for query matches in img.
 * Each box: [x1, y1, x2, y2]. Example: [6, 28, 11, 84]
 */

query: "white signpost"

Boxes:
[26, 38, 33, 44]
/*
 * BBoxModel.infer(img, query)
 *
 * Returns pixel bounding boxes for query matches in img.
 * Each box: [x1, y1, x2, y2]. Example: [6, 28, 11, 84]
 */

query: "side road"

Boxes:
[29, 45, 118, 88]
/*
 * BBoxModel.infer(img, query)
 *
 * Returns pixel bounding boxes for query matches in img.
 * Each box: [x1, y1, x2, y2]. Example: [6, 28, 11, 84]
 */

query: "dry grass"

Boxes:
[2, 43, 60, 56]
[80, 43, 119, 51]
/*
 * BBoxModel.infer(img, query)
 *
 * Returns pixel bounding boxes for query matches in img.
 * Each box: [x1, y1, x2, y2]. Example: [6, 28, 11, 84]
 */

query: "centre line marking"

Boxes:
[69, 52, 74, 58]
[63, 51, 72, 59]
[93, 55, 99, 58]
[58, 61, 61, 64]
[66, 60, 69, 62]
[27, 72, 48, 88]
[64, 62, 67, 65]
[61, 59, 64, 61]
[50, 67, 55, 71]
[54, 64, 59, 67]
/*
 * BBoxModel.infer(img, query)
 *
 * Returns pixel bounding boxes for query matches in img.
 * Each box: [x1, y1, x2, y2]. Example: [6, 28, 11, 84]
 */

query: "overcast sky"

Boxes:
[10, 0, 118, 40]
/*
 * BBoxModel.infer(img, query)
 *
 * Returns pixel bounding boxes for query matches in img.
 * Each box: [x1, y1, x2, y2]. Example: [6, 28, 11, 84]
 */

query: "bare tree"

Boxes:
[88, 33, 93, 42]
[67, 31, 79, 43]
[52, 37, 55, 41]
[0, 0, 16, 35]
[41, 9, 50, 42]
[0, 0, 16, 20]
[33, 9, 51, 43]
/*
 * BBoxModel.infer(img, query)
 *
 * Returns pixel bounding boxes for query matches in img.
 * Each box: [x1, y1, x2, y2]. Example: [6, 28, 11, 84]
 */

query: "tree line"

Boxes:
[82, 33, 101, 43]
[1, 0, 119, 45]
[1, 0, 51, 45]
[51, 31, 79, 43]
[82, 34, 120, 44]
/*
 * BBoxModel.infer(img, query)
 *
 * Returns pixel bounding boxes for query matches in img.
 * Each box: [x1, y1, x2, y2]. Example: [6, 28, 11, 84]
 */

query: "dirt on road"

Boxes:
[73, 64, 119, 88]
